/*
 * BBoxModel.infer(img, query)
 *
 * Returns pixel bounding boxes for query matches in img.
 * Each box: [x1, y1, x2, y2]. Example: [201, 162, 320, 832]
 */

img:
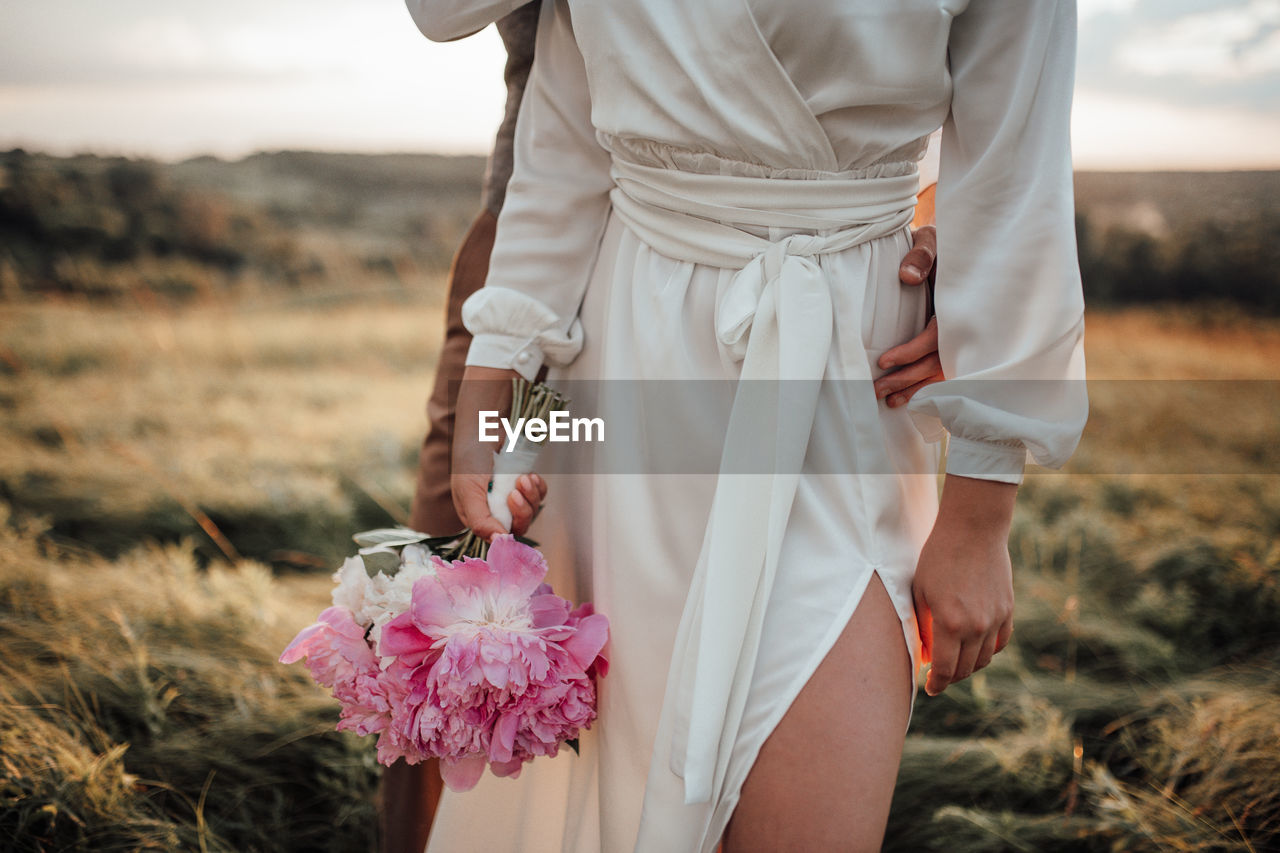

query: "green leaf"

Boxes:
[358, 546, 401, 577]
[416, 530, 470, 550]
[352, 527, 430, 548]
[564, 738, 579, 756]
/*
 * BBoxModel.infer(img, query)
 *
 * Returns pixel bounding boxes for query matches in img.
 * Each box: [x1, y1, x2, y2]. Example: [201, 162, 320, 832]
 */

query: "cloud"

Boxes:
[0, 0, 509, 160]
[2, 0, 1277, 166]
[1073, 87, 1280, 168]
[104, 18, 213, 72]
[0, 0, 392, 86]
[1079, 0, 1280, 110]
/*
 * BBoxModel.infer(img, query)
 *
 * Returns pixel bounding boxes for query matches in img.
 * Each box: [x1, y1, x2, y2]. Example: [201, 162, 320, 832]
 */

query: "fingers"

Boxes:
[452, 473, 507, 541]
[886, 375, 945, 409]
[913, 590, 934, 665]
[506, 474, 547, 537]
[920, 600, 1012, 695]
[455, 473, 549, 541]
[875, 355, 943, 406]
[877, 317, 938, 373]
[917, 587, 962, 697]
[952, 637, 984, 686]
[924, 626, 959, 697]
[995, 615, 1014, 654]
[946, 626, 1001, 693]
[972, 630, 999, 675]
[529, 473, 548, 504]
[899, 225, 937, 286]
[926, 617, 1011, 695]
[928, 621, 990, 695]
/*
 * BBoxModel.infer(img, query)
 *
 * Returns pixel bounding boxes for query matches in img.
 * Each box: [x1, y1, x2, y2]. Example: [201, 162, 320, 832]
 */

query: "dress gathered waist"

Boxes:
[607, 153, 918, 813]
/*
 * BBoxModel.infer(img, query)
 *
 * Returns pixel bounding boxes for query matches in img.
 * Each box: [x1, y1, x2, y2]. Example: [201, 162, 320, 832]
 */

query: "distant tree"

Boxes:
[105, 161, 160, 208]
[1076, 210, 1280, 314]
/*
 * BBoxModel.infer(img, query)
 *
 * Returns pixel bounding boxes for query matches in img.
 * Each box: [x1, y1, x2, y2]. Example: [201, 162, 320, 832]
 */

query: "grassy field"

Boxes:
[2, 297, 1278, 852]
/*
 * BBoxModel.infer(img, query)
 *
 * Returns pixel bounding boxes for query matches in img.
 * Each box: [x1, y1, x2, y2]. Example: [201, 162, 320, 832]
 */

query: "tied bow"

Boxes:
[715, 234, 835, 369]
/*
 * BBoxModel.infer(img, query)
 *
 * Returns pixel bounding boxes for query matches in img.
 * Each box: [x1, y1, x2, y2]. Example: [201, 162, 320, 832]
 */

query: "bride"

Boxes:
[411, 0, 1087, 850]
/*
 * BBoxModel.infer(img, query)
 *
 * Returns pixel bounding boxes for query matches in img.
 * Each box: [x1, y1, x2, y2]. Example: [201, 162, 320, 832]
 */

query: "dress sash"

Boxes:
[607, 155, 917, 810]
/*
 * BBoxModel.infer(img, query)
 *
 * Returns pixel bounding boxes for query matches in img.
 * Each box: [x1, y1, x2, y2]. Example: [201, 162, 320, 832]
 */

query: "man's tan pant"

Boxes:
[379, 207, 498, 853]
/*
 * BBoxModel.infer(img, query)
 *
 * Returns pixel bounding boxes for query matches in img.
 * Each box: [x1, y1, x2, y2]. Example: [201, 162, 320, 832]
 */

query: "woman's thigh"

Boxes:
[723, 572, 912, 852]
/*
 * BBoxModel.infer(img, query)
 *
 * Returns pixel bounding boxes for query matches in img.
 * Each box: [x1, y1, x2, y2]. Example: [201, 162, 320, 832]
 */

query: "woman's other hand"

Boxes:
[875, 224, 943, 408]
[912, 473, 1017, 696]
[451, 365, 549, 540]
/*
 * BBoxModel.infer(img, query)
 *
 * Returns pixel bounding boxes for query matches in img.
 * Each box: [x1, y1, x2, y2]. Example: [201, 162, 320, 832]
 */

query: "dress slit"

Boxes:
[429, 161, 940, 853]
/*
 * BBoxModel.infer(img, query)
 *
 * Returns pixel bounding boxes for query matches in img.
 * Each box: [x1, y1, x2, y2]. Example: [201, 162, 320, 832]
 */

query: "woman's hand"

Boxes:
[912, 473, 1017, 696]
[451, 364, 549, 540]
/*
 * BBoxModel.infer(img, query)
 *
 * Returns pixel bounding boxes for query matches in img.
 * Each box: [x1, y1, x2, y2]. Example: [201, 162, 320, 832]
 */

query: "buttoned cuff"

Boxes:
[944, 435, 1027, 484]
[465, 333, 544, 382]
[460, 286, 585, 382]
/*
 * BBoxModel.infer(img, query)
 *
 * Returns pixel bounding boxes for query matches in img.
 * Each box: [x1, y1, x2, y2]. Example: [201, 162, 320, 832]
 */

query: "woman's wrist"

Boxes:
[935, 473, 1017, 534]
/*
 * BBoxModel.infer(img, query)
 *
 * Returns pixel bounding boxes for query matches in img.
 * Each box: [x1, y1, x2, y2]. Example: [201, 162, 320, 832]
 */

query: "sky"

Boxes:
[0, 0, 1277, 169]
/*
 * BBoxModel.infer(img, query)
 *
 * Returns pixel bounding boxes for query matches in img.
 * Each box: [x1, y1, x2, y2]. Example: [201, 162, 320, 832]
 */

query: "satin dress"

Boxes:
[405, 1, 1086, 850]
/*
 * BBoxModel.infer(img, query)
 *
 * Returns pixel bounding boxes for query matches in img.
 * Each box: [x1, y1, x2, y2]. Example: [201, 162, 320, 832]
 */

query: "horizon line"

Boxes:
[5, 144, 1279, 174]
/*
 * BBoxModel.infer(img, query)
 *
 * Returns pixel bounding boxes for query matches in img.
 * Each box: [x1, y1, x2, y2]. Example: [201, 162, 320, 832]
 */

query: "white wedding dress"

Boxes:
[406, 1, 1086, 851]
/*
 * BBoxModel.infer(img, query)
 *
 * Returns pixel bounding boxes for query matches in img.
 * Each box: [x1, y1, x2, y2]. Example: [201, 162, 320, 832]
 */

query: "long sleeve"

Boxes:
[458, 0, 614, 381]
[906, 0, 1087, 483]
[404, 0, 530, 41]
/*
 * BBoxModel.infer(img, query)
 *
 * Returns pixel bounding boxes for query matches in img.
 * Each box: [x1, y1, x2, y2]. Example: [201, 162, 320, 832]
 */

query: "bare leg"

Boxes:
[722, 573, 912, 853]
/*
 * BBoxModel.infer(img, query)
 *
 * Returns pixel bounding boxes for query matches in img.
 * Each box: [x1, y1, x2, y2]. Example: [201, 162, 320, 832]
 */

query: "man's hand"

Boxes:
[451, 364, 548, 540]
[875, 225, 943, 408]
[912, 474, 1017, 696]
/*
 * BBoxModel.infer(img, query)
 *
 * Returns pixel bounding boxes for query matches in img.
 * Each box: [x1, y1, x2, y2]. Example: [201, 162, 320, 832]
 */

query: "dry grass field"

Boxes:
[2, 293, 1277, 852]
[3, 150, 1277, 851]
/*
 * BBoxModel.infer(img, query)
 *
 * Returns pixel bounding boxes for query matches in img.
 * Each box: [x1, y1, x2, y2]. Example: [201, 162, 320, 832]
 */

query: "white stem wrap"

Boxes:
[487, 446, 543, 532]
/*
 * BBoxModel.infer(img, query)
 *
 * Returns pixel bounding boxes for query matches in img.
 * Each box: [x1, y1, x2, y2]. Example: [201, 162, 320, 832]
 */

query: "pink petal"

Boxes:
[318, 606, 367, 637]
[279, 621, 329, 664]
[378, 611, 435, 663]
[279, 607, 365, 663]
[488, 758, 524, 779]
[375, 736, 417, 766]
[529, 593, 570, 629]
[435, 555, 501, 601]
[480, 653, 510, 690]
[485, 534, 548, 598]
[561, 613, 610, 673]
[408, 575, 460, 631]
[490, 712, 518, 763]
[440, 754, 487, 792]
[567, 602, 595, 623]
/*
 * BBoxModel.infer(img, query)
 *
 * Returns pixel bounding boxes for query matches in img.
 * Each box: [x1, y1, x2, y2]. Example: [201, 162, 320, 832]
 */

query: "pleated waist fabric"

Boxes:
[605, 151, 919, 809]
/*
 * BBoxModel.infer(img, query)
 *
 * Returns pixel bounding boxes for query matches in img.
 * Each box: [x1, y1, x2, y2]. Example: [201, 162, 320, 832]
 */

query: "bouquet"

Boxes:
[280, 380, 608, 791]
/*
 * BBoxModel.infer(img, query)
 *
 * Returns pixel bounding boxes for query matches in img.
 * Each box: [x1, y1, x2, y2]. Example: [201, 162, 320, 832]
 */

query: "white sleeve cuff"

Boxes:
[461, 286, 586, 381]
[944, 435, 1027, 485]
[465, 333, 544, 382]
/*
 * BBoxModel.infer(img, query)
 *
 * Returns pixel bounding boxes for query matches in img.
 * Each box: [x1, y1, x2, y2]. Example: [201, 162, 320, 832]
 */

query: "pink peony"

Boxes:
[378, 535, 609, 790]
[279, 606, 414, 759]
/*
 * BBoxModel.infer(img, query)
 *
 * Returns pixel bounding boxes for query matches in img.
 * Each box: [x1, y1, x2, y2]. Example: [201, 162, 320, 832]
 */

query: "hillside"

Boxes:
[1073, 170, 1280, 236]
[2, 150, 1278, 310]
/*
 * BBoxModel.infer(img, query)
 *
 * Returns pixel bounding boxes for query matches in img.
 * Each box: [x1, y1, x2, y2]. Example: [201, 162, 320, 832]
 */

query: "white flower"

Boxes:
[331, 548, 439, 648]
[331, 556, 376, 621]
